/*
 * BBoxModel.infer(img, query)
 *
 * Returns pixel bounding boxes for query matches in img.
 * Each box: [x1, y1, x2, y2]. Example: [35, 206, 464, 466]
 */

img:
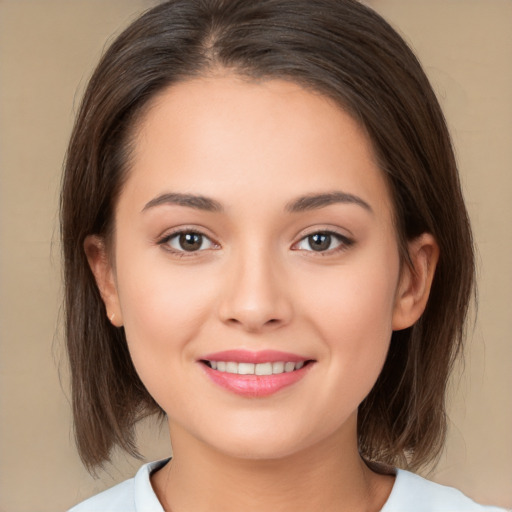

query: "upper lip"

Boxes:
[200, 349, 311, 364]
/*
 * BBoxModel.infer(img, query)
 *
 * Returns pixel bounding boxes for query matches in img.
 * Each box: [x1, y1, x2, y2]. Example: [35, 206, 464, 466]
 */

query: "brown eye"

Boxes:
[295, 231, 351, 253]
[179, 233, 203, 251]
[307, 233, 332, 251]
[165, 231, 215, 252]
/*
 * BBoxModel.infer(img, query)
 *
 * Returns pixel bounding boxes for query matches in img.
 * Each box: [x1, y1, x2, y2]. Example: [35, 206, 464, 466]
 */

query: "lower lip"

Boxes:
[201, 363, 312, 397]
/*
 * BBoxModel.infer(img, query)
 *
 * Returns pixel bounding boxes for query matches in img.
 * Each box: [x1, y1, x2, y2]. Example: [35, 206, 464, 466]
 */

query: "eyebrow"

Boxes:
[142, 190, 372, 214]
[142, 192, 223, 213]
[285, 191, 373, 214]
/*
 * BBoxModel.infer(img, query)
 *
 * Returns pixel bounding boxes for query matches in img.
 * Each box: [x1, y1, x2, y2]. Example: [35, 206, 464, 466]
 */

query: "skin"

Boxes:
[86, 75, 438, 512]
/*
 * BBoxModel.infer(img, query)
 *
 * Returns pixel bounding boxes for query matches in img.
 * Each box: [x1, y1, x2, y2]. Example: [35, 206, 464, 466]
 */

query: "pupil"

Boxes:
[179, 233, 202, 251]
[309, 233, 330, 251]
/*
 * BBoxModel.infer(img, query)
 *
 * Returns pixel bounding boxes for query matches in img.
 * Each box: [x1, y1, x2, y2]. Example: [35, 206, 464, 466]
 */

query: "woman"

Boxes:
[62, 1, 507, 510]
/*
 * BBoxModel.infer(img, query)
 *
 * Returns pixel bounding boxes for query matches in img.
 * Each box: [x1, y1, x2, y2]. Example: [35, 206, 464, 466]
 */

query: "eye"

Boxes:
[295, 231, 351, 253]
[162, 231, 216, 253]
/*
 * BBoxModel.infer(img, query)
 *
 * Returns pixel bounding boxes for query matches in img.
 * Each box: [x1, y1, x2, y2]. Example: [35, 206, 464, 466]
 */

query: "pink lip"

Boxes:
[200, 349, 307, 364]
[198, 350, 314, 397]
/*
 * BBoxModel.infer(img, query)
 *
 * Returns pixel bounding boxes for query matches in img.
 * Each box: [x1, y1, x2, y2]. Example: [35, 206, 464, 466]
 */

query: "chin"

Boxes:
[213, 436, 307, 461]
[192, 417, 337, 463]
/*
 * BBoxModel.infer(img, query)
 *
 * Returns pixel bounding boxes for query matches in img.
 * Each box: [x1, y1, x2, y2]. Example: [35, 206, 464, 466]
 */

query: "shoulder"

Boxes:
[382, 469, 509, 512]
[68, 459, 168, 512]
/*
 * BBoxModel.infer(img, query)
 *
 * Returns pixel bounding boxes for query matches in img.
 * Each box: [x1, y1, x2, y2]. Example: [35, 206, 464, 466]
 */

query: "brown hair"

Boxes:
[61, 0, 474, 472]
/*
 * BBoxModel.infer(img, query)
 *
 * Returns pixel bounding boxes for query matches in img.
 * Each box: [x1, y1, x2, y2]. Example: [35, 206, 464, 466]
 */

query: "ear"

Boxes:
[392, 233, 439, 331]
[84, 235, 123, 327]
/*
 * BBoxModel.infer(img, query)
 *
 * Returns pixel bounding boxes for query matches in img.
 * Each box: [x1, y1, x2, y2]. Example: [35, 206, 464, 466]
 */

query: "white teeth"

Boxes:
[284, 362, 295, 373]
[208, 360, 306, 375]
[226, 361, 238, 373]
[272, 361, 284, 373]
[255, 362, 273, 375]
[238, 362, 255, 375]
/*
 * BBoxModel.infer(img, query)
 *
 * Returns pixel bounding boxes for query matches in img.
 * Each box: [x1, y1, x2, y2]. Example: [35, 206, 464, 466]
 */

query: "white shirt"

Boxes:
[68, 459, 509, 512]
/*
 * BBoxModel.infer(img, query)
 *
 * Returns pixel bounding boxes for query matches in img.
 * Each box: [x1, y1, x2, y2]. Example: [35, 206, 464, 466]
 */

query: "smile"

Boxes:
[199, 350, 314, 397]
[204, 360, 305, 375]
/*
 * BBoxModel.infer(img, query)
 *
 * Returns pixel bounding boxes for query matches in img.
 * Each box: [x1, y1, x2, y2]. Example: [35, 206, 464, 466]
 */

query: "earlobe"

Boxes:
[392, 233, 439, 331]
[84, 235, 123, 327]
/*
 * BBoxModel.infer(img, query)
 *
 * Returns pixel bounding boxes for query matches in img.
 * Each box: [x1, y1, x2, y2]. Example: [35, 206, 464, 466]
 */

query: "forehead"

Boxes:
[122, 75, 393, 218]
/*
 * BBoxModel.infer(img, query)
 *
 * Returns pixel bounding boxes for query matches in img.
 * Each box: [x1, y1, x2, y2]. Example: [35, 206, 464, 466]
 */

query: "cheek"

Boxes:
[113, 251, 218, 392]
[303, 253, 399, 334]
[120, 269, 202, 345]
[299, 249, 400, 394]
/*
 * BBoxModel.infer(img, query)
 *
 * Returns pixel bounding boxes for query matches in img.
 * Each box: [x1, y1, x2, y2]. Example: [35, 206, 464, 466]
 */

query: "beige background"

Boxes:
[0, 1, 510, 510]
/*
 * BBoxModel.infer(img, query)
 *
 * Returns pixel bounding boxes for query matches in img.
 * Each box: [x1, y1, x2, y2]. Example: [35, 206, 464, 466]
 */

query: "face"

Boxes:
[89, 76, 432, 461]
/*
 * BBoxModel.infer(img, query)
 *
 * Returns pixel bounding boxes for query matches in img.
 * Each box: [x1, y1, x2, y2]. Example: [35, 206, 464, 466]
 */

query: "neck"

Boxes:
[152, 415, 394, 512]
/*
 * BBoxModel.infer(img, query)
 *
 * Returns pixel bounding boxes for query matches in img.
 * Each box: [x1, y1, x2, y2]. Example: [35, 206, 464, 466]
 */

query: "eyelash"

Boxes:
[157, 229, 354, 256]
[157, 229, 218, 256]
[292, 231, 354, 254]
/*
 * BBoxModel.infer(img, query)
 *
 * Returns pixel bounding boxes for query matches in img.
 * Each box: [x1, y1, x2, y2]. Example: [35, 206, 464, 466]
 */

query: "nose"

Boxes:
[217, 247, 293, 333]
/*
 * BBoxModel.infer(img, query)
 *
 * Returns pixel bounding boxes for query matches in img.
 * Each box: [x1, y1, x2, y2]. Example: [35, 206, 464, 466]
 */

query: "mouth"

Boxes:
[199, 350, 315, 397]
[201, 360, 312, 375]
